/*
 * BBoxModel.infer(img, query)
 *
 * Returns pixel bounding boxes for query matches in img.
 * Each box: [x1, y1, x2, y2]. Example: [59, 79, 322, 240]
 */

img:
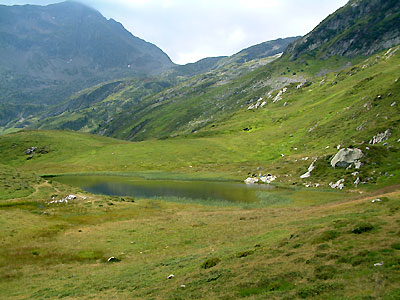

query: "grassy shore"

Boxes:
[0, 173, 399, 299]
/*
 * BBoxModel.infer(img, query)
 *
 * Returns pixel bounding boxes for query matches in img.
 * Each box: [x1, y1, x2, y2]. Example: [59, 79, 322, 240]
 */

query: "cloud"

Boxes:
[0, 0, 349, 64]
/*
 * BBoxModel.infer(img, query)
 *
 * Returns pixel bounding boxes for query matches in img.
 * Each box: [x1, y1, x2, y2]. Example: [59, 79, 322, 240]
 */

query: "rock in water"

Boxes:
[330, 148, 363, 168]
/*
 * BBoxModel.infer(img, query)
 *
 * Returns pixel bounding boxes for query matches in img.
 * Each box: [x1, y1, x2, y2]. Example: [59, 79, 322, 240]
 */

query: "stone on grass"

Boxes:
[244, 177, 259, 184]
[330, 148, 363, 168]
[259, 175, 277, 184]
[329, 179, 345, 190]
[300, 159, 316, 179]
[168, 274, 175, 279]
[24, 147, 37, 155]
[107, 257, 121, 263]
[369, 129, 391, 145]
[371, 199, 382, 203]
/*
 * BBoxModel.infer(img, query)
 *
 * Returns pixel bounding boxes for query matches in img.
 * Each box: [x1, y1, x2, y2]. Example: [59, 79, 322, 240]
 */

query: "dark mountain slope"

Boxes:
[285, 0, 400, 60]
[0, 1, 174, 105]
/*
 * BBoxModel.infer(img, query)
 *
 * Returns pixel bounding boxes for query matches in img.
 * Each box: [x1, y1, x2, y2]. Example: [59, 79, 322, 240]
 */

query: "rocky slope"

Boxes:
[0, 1, 174, 106]
[284, 0, 400, 60]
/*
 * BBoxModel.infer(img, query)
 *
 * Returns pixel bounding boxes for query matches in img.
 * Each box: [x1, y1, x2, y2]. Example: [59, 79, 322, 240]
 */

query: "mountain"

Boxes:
[26, 38, 295, 137]
[285, 0, 400, 60]
[167, 37, 299, 78]
[0, 1, 174, 106]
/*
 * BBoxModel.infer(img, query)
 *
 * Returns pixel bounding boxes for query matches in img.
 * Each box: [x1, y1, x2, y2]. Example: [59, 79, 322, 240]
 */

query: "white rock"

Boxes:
[259, 175, 277, 184]
[168, 274, 175, 279]
[371, 199, 382, 203]
[300, 160, 316, 179]
[369, 129, 391, 145]
[374, 262, 383, 267]
[244, 177, 259, 184]
[331, 148, 363, 168]
[329, 179, 345, 190]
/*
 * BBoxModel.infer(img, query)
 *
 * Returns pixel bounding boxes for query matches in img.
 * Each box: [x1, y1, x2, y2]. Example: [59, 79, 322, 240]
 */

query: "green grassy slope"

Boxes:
[0, 47, 399, 189]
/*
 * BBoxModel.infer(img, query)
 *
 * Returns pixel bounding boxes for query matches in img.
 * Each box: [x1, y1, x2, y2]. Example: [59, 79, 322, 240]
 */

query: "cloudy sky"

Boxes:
[0, 0, 348, 64]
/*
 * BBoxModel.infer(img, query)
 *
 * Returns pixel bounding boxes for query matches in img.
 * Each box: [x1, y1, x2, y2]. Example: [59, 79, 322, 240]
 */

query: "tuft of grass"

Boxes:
[352, 222, 374, 234]
[201, 257, 221, 269]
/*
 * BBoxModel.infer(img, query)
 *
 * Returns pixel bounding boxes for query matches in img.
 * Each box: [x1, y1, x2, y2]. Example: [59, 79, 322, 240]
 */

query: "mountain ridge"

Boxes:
[284, 0, 400, 60]
[0, 1, 174, 106]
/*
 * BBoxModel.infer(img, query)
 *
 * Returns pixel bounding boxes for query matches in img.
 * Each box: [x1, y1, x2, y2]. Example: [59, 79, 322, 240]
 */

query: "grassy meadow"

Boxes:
[0, 172, 399, 299]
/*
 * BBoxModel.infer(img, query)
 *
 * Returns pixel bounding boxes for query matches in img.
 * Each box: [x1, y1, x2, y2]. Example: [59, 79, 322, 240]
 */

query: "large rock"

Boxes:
[331, 148, 363, 168]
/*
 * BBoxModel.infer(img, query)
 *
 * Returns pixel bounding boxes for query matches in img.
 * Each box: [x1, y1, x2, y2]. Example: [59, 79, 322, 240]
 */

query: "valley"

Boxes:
[0, 0, 399, 299]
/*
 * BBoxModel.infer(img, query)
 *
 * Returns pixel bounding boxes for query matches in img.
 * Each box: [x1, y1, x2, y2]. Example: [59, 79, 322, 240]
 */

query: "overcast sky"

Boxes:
[0, 0, 349, 64]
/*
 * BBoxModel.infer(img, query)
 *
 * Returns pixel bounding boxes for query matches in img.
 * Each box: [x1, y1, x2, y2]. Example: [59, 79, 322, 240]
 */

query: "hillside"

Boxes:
[284, 0, 400, 60]
[0, 1, 174, 108]
[167, 37, 299, 78]
[20, 38, 298, 135]
[25, 0, 400, 141]
[0, 47, 398, 186]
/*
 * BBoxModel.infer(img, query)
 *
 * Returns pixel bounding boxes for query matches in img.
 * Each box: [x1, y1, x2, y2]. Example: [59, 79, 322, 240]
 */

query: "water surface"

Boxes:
[55, 175, 275, 203]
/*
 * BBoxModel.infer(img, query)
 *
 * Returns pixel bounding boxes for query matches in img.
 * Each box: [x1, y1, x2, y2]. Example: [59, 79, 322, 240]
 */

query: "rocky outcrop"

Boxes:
[329, 179, 345, 190]
[244, 174, 276, 184]
[369, 129, 391, 144]
[331, 148, 363, 168]
[284, 0, 400, 60]
[300, 159, 317, 179]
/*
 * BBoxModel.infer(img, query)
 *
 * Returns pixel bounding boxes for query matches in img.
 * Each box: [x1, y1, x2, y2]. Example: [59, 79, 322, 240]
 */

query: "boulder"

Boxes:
[369, 129, 391, 144]
[244, 177, 259, 184]
[300, 160, 316, 179]
[259, 175, 276, 184]
[24, 147, 37, 155]
[329, 179, 345, 189]
[330, 148, 363, 168]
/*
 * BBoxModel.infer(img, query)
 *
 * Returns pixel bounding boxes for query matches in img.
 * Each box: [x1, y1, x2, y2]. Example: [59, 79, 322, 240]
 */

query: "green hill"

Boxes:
[0, 1, 174, 108]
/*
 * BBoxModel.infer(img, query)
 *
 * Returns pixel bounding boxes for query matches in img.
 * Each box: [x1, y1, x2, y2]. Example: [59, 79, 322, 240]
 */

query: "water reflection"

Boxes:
[55, 176, 275, 203]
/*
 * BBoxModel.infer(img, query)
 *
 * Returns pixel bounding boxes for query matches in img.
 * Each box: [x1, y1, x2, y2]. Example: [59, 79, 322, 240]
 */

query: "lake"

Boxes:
[54, 175, 276, 204]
